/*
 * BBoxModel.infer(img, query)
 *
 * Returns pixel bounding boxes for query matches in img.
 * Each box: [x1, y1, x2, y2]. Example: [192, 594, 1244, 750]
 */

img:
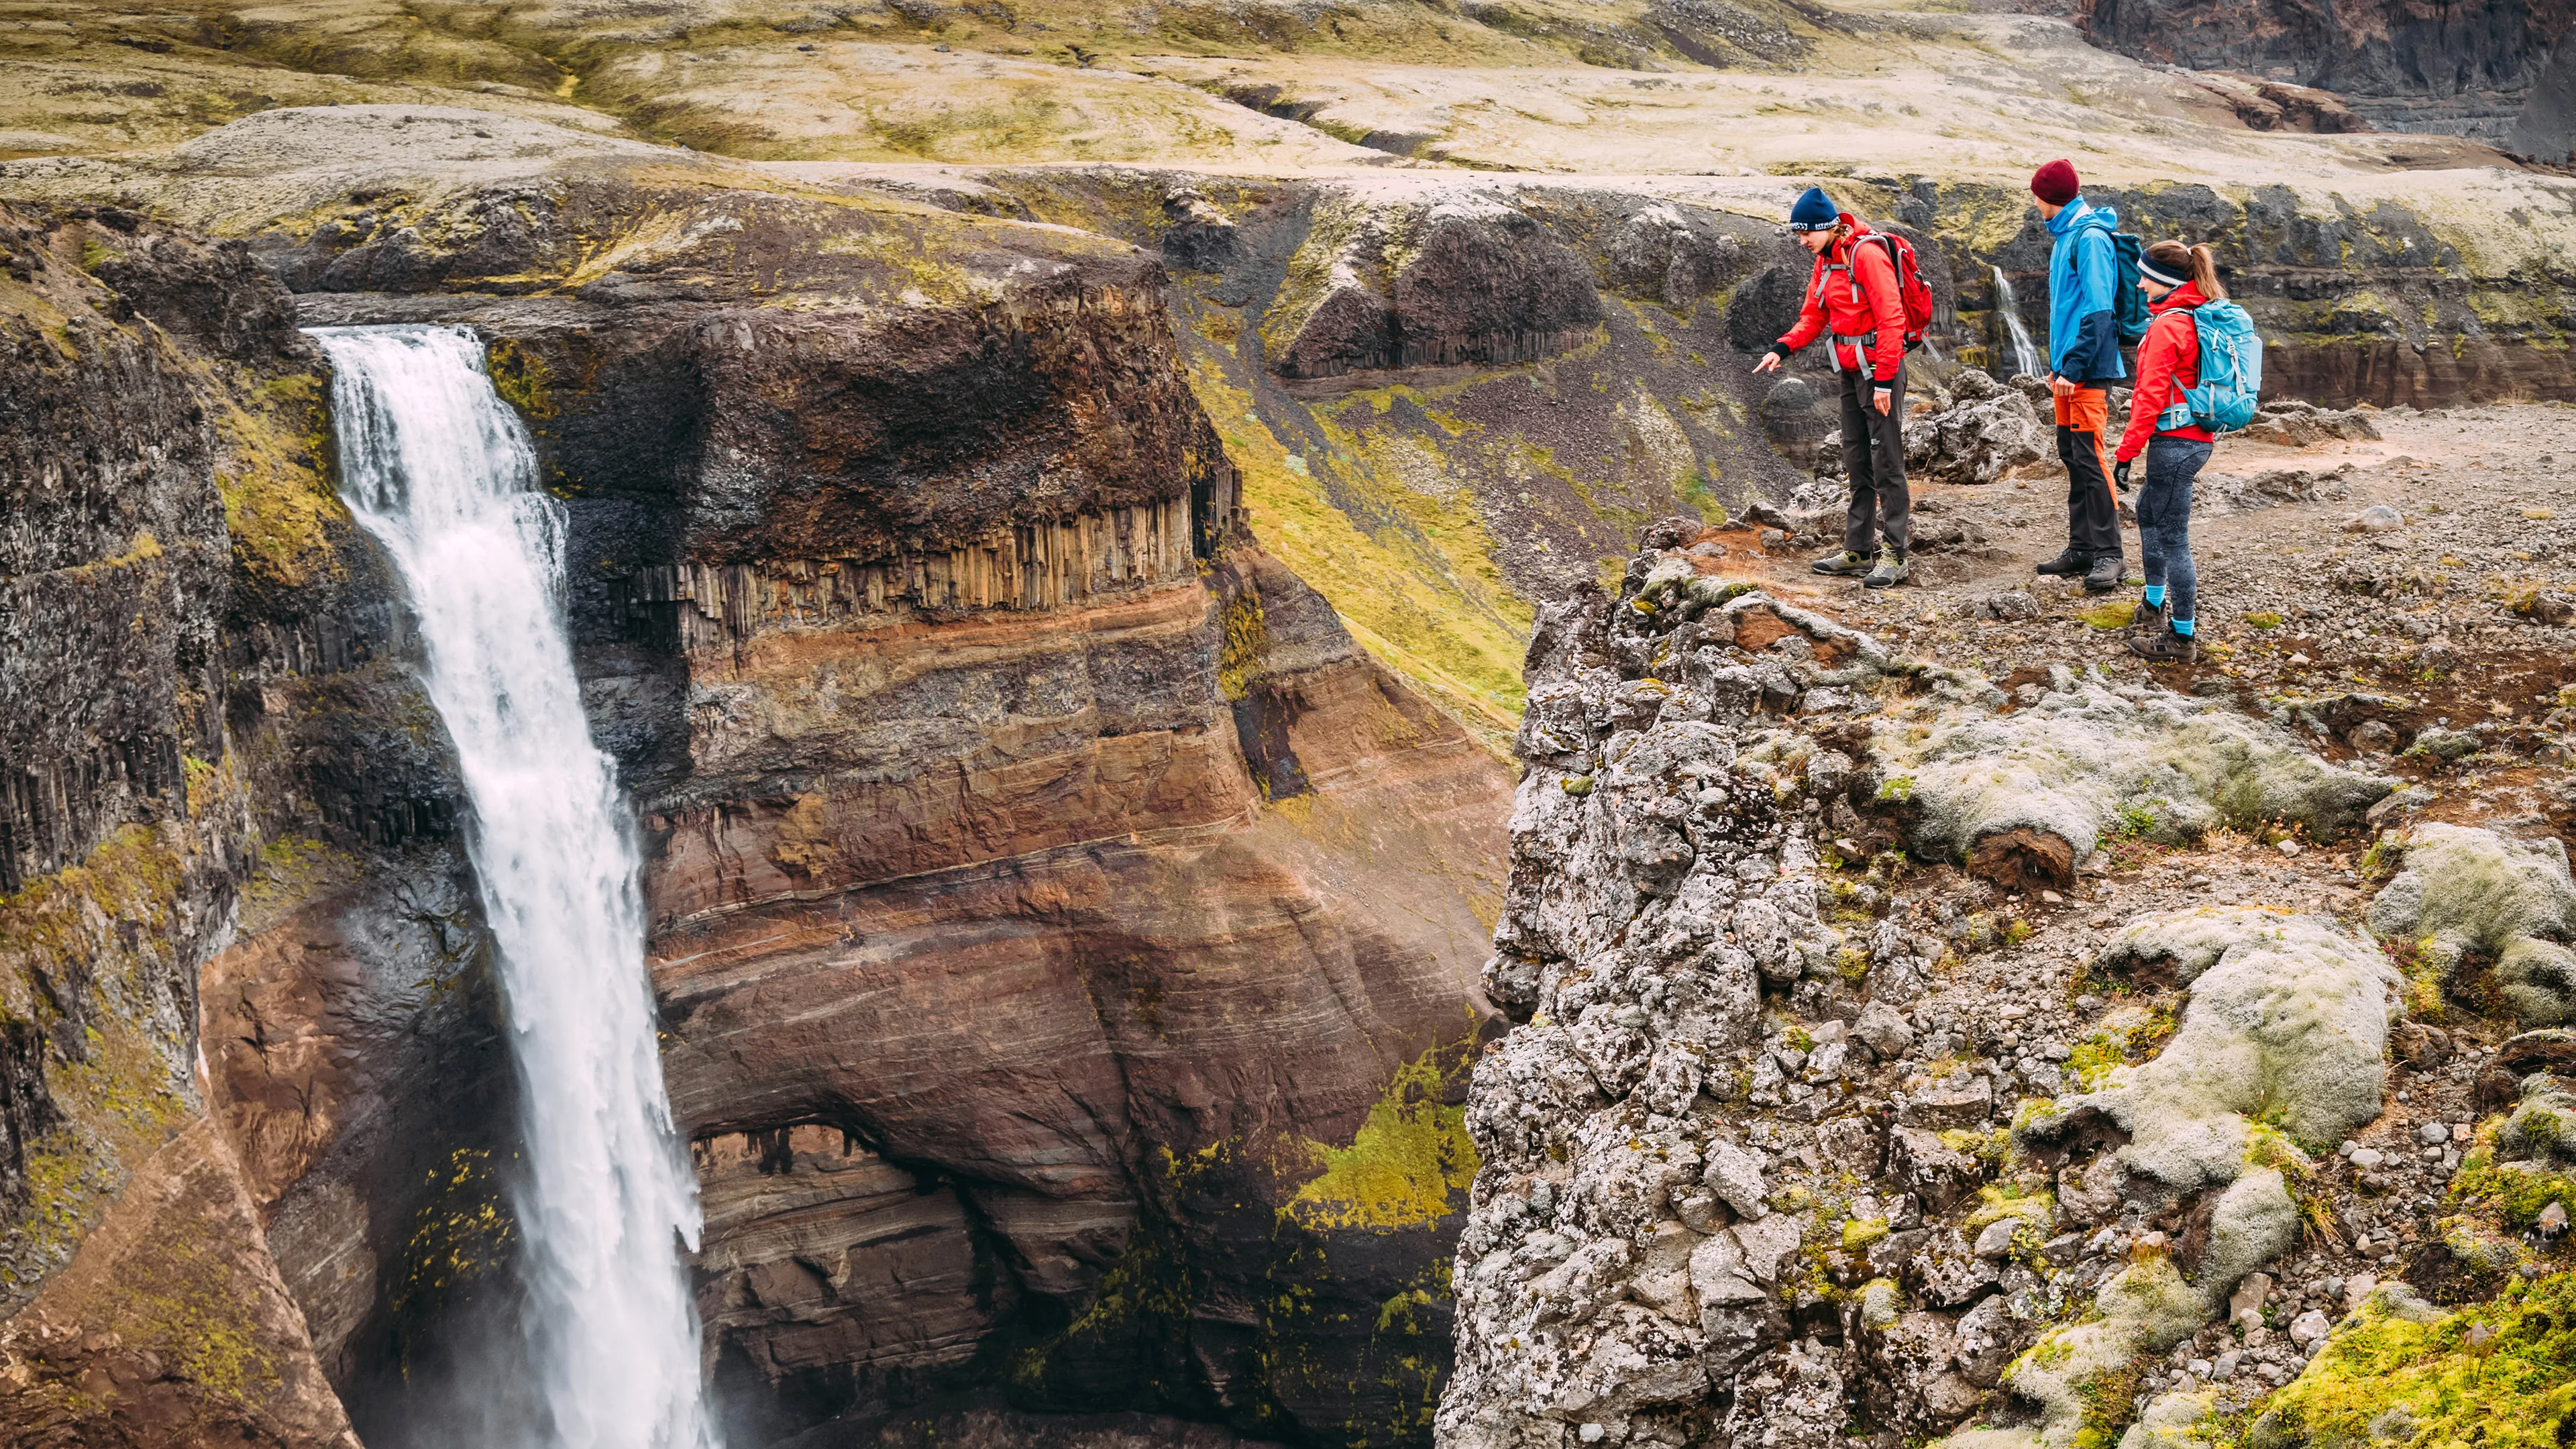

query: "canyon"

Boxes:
[0, 3, 2571, 1448]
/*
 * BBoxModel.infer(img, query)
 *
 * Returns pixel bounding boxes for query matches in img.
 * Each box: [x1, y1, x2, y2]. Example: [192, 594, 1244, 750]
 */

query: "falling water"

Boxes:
[309, 325, 718, 1449]
[1991, 265, 2042, 379]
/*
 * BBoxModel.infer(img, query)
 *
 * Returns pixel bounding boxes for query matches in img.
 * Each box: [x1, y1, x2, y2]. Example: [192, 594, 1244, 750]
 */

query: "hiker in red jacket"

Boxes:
[2115, 239, 2225, 663]
[1756, 187, 1913, 589]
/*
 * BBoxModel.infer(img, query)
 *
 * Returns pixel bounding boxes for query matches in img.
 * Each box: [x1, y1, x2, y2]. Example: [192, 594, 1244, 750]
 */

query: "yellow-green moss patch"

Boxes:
[2259, 1271, 2576, 1447]
[1282, 1043, 1478, 1232]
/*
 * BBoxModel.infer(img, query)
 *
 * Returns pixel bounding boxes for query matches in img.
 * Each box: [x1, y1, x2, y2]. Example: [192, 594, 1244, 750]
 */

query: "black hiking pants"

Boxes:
[1839, 362, 1909, 555]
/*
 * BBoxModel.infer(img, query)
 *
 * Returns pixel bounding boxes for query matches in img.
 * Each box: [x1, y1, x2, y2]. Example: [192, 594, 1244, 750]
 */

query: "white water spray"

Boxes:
[1991, 265, 2042, 379]
[311, 325, 719, 1449]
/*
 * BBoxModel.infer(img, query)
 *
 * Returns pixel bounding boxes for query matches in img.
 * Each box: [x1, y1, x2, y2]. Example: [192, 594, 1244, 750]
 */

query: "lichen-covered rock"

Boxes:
[1446, 527, 2419, 1449]
[2366, 822, 2576, 1025]
[2028, 909, 2396, 1206]
[1443, 553, 1933, 1449]
[1958, 909, 2401, 1448]
[1872, 674, 2396, 890]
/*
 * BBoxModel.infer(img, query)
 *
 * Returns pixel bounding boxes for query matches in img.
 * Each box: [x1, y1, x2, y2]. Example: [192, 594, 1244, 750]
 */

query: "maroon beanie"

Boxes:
[2031, 159, 2080, 206]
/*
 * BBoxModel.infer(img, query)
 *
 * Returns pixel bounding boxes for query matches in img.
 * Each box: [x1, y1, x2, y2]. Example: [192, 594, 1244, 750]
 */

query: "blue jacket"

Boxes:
[2045, 198, 2126, 384]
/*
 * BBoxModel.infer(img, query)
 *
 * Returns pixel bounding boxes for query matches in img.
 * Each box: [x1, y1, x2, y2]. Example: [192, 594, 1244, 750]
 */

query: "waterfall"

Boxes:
[1991, 265, 2042, 379]
[310, 325, 719, 1449]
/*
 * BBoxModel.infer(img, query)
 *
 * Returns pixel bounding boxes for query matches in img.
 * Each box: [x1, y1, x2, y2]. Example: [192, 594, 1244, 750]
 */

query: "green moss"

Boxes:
[2454, 1157, 2576, 1230]
[1282, 1042, 1478, 1232]
[0, 827, 195, 1297]
[391, 1146, 517, 1324]
[217, 372, 344, 588]
[2066, 1005, 2178, 1091]
[484, 336, 555, 423]
[1874, 774, 1915, 804]
[1216, 588, 1269, 702]
[2071, 1353, 2152, 1449]
[2080, 599, 2139, 631]
[2260, 1271, 2576, 1446]
[1185, 355, 1534, 753]
[1841, 1216, 1890, 1251]
[2245, 610, 2285, 630]
[244, 834, 356, 913]
[1676, 466, 1728, 526]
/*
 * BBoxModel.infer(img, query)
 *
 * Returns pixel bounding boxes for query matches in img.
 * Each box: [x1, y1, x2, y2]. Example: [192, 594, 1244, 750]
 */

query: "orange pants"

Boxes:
[2055, 386, 2122, 557]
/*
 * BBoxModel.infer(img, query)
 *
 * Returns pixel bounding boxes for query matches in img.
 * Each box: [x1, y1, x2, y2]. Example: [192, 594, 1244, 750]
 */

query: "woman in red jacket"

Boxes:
[2115, 239, 2224, 663]
[1755, 187, 1913, 589]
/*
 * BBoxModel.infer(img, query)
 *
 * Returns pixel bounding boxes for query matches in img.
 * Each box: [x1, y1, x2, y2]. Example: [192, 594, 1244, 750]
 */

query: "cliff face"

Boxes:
[1935, 178, 2576, 410]
[2075, 0, 2576, 138]
[0, 197, 482, 1448]
[3, 105, 1519, 1449]
[380, 176, 1515, 1448]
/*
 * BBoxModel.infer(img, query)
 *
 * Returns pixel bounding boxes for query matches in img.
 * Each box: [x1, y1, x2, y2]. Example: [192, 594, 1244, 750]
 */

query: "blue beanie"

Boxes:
[1788, 186, 1839, 231]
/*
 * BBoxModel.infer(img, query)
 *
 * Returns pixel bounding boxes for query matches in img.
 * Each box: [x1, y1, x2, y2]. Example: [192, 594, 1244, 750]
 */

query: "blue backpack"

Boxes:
[2110, 233, 2151, 343]
[2157, 300, 2263, 433]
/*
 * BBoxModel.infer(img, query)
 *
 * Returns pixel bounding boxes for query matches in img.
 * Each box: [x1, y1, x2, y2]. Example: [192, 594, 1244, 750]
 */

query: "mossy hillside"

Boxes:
[2254, 1271, 2576, 1448]
[1185, 348, 1534, 753]
[1268, 1040, 1479, 1447]
[215, 369, 345, 590]
[1147, 201, 1799, 752]
[580, 45, 1295, 164]
[0, 825, 200, 1312]
[0, 1, 623, 160]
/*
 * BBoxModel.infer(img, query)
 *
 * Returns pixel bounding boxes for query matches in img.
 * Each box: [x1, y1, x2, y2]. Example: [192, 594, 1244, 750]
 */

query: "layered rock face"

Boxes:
[0, 105, 1519, 1448]
[2076, 0, 2576, 140]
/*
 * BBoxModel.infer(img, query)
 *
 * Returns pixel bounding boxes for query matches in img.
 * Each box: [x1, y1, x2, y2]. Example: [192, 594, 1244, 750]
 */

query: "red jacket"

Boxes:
[2116, 282, 2218, 462]
[1776, 215, 1907, 384]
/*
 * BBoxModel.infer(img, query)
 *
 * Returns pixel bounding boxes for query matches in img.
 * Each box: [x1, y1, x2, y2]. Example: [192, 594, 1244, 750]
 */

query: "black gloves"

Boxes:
[2114, 459, 2133, 492]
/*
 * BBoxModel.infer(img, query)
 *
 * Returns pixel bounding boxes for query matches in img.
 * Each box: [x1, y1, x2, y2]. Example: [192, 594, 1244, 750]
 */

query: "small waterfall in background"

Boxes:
[1991, 265, 2042, 378]
[310, 325, 720, 1449]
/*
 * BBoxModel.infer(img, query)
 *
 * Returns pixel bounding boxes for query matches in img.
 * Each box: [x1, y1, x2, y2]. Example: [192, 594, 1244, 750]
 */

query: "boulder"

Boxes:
[2367, 823, 2576, 1025]
[1871, 674, 2394, 890]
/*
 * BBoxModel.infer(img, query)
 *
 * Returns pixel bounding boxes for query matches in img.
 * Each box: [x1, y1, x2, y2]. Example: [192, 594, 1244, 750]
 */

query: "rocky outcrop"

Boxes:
[2076, 0, 2576, 138]
[1435, 523, 2428, 1449]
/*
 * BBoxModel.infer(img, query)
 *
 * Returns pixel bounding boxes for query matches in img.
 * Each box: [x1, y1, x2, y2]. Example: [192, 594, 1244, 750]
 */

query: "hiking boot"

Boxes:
[1864, 546, 1909, 590]
[1812, 549, 1873, 577]
[2129, 600, 2168, 637]
[2127, 624, 2199, 663]
[2082, 554, 2124, 594]
[2036, 547, 2092, 577]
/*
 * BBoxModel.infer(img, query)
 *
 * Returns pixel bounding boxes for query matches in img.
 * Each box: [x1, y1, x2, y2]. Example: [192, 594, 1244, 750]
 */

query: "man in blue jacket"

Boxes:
[2028, 159, 2127, 594]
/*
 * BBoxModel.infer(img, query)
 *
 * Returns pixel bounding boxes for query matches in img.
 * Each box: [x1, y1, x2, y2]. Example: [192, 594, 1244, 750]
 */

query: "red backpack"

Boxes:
[1817, 231, 1937, 352]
